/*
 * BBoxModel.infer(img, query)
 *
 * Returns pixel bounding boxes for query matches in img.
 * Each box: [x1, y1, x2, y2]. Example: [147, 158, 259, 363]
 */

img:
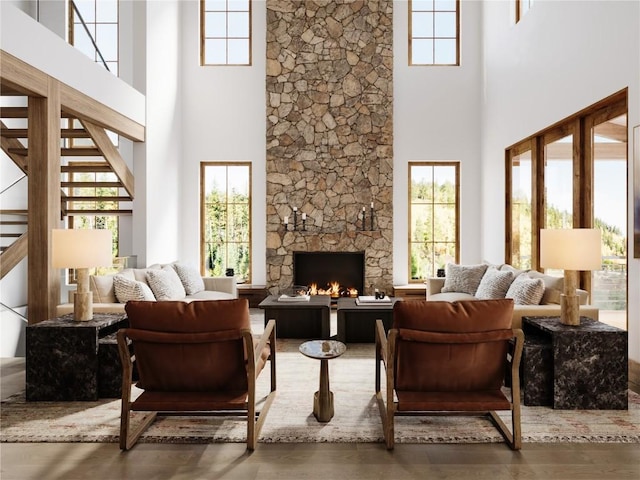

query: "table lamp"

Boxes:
[539, 228, 601, 326]
[52, 229, 113, 321]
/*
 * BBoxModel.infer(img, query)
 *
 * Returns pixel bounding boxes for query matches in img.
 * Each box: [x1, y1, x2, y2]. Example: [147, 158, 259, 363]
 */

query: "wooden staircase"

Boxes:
[0, 75, 136, 280]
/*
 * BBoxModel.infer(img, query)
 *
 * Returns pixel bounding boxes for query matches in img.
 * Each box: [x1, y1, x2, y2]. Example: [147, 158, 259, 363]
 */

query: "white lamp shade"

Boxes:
[540, 228, 602, 271]
[52, 229, 113, 268]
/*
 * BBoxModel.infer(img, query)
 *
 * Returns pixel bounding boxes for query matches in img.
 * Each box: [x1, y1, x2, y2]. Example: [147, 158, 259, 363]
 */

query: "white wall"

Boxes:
[393, 0, 484, 284]
[481, 0, 640, 363]
[178, 0, 267, 281]
[131, 0, 183, 266]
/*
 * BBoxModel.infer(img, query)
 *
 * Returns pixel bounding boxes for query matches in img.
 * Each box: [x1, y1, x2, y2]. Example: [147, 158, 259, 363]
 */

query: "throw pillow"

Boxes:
[505, 274, 545, 305]
[441, 263, 489, 296]
[113, 275, 156, 303]
[475, 266, 514, 299]
[146, 266, 187, 300]
[172, 262, 205, 295]
[525, 270, 564, 305]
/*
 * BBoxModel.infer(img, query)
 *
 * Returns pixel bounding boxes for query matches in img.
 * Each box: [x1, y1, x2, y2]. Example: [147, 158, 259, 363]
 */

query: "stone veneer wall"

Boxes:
[266, 0, 393, 295]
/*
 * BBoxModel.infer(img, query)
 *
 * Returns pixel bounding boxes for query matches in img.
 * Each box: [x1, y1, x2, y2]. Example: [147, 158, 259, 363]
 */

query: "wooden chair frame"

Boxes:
[375, 319, 524, 450]
[117, 319, 277, 451]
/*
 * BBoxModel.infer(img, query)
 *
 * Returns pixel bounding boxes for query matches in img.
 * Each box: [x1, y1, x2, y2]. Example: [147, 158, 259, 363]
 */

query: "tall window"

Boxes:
[509, 146, 533, 270]
[506, 90, 628, 329]
[201, 163, 251, 282]
[409, 0, 460, 66]
[69, 0, 119, 76]
[409, 162, 460, 281]
[201, 0, 251, 66]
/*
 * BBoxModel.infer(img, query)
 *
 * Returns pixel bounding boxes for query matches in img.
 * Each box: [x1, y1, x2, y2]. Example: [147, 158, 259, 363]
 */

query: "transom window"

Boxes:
[409, 0, 460, 66]
[200, 162, 252, 282]
[69, 0, 119, 76]
[201, 0, 251, 66]
[409, 162, 460, 281]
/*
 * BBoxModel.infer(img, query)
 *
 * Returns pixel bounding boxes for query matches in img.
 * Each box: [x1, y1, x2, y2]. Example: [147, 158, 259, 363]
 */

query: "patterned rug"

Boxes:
[2, 340, 640, 444]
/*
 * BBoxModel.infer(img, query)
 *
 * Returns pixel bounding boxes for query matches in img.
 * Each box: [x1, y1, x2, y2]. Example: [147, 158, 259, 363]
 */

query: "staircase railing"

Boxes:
[69, 0, 110, 72]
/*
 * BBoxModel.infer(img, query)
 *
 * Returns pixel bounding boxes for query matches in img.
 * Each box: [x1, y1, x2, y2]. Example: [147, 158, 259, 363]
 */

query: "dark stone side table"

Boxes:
[336, 297, 401, 343]
[522, 316, 628, 409]
[258, 295, 331, 339]
[26, 313, 129, 401]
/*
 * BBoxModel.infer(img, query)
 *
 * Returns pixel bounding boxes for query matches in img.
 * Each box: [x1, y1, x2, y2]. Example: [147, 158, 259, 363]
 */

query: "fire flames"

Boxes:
[308, 282, 358, 298]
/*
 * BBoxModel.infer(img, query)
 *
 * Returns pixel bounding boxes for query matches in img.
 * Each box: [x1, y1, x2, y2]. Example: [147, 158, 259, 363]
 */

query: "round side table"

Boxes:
[299, 340, 347, 422]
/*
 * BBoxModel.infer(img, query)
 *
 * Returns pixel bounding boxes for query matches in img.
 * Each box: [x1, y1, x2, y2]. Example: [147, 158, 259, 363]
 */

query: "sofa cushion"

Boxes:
[132, 266, 161, 283]
[113, 274, 156, 303]
[505, 274, 545, 305]
[90, 269, 135, 303]
[187, 290, 236, 301]
[146, 266, 187, 300]
[172, 262, 205, 295]
[427, 292, 477, 302]
[441, 263, 489, 296]
[525, 270, 564, 304]
[499, 264, 528, 278]
[475, 266, 514, 300]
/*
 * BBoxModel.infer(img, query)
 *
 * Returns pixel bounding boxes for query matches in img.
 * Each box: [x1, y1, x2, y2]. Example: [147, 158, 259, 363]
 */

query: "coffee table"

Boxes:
[299, 340, 347, 422]
[336, 297, 401, 343]
[258, 295, 331, 339]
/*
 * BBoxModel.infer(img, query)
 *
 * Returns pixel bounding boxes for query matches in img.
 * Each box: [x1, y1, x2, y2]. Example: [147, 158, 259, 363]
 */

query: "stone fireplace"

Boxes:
[265, 0, 393, 296]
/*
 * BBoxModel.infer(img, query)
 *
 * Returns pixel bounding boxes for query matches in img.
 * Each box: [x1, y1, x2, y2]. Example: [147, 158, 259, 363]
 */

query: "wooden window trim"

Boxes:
[68, 0, 120, 74]
[408, 161, 460, 283]
[505, 88, 628, 283]
[200, 0, 252, 66]
[200, 162, 253, 282]
[409, 0, 460, 67]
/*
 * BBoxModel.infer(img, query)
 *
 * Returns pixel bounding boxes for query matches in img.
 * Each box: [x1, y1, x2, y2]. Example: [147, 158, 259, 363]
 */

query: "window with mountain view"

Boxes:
[506, 90, 628, 330]
[409, 162, 459, 281]
[201, 162, 251, 282]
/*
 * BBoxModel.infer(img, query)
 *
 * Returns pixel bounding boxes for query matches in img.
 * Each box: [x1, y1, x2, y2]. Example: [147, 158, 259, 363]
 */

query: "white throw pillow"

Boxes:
[441, 263, 489, 296]
[146, 266, 187, 300]
[113, 275, 156, 303]
[505, 274, 545, 305]
[475, 267, 514, 300]
[172, 262, 205, 295]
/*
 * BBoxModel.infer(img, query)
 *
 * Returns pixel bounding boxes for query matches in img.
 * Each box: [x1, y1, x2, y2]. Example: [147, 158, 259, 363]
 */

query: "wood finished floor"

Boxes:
[3, 359, 640, 480]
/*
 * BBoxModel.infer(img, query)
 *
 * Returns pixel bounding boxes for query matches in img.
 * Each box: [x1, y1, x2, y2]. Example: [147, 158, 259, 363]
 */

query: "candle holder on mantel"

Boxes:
[359, 203, 375, 231]
[283, 208, 310, 231]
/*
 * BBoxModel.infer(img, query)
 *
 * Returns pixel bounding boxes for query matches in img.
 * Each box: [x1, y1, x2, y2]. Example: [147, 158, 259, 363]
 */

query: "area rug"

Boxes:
[2, 339, 640, 444]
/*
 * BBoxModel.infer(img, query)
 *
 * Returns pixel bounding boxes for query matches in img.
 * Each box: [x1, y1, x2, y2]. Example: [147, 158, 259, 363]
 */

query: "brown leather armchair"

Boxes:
[375, 299, 523, 450]
[117, 299, 276, 450]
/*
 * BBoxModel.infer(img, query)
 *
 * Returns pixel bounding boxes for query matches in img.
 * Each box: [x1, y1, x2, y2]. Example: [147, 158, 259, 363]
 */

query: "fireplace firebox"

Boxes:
[293, 251, 365, 298]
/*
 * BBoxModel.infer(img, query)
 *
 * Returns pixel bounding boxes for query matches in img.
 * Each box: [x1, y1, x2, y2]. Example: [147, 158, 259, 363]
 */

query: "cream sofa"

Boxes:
[426, 264, 599, 329]
[56, 263, 237, 316]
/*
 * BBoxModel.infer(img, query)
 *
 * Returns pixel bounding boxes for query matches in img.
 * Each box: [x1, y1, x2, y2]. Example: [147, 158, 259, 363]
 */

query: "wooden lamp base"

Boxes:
[73, 267, 93, 321]
[560, 269, 580, 326]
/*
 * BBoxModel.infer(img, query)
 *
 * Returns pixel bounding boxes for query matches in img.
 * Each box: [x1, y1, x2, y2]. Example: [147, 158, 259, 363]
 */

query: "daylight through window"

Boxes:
[409, 162, 460, 281]
[201, 0, 251, 66]
[409, 0, 459, 66]
[201, 163, 252, 282]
